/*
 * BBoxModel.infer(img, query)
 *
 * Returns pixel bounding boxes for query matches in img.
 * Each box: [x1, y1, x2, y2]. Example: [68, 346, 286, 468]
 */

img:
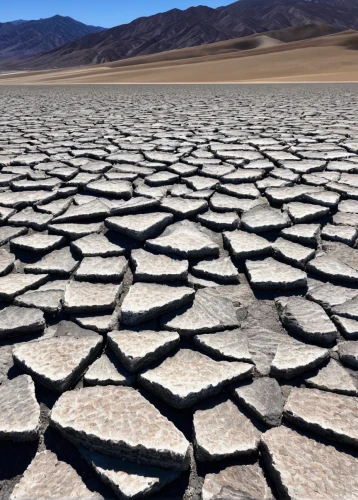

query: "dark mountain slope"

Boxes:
[216, 0, 358, 36]
[10, 20, 28, 26]
[37, 7, 225, 66]
[3, 0, 358, 68]
[0, 15, 105, 59]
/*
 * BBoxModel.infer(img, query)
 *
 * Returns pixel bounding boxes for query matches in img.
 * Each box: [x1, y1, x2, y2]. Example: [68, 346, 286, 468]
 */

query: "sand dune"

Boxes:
[0, 28, 357, 84]
[107, 34, 285, 69]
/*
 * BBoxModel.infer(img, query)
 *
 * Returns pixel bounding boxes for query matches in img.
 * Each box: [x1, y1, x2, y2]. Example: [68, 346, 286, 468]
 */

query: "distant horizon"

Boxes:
[1, 0, 232, 29]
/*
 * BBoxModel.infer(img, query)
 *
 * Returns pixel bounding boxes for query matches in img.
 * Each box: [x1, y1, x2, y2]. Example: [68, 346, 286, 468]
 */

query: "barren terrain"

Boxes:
[0, 84, 358, 500]
[0, 29, 357, 84]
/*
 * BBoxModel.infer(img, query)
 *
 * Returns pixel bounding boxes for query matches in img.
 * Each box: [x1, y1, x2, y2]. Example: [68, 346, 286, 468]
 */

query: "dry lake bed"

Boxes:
[0, 84, 358, 500]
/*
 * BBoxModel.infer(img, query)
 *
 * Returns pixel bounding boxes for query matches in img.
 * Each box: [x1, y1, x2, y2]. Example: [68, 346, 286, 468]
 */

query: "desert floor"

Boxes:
[0, 84, 358, 500]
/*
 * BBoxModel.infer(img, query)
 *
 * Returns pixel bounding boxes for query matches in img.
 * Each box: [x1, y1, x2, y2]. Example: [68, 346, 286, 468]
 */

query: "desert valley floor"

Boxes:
[0, 84, 358, 500]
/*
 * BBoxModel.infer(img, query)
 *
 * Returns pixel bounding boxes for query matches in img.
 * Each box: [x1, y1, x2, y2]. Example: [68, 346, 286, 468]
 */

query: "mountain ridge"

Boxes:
[0, 15, 105, 59]
[10, 20, 28, 26]
[1, 0, 358, 68]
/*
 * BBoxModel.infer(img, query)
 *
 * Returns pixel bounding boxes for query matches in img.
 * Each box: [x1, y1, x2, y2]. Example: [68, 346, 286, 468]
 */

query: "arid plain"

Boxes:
[0, 84, 358, 500]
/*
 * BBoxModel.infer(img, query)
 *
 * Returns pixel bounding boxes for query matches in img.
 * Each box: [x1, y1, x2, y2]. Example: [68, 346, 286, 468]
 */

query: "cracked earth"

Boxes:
[0, 84, 358, 500]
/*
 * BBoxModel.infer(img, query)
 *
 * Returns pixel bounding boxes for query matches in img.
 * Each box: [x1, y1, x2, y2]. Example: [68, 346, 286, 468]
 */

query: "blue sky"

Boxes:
[1, 0, 232, 28]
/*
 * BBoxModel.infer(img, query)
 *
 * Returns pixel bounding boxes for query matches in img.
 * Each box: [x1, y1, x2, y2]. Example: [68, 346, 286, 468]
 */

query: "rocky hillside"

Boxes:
[0, 15, 105, 59]
[18, 0, 358, 69]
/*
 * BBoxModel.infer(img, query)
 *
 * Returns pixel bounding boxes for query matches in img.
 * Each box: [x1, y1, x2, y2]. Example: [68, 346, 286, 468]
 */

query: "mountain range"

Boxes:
[0, 15, 105, 59]
[10, 20, 28, 26]
[1, 0, 358, 69]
